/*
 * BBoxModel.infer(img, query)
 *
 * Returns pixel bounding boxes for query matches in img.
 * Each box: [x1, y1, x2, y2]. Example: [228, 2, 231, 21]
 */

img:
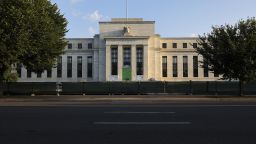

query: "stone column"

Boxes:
[105, 45, 111, 81]
[118, 45, 123, 81]
[73, 55, 77, 82]
[198, 55, 204, 79]
[131, 45, 137, 81]
[188, 55, 193, 79]
[143, 45, 148, 81]
[62, 56, 67, 81]
[93, 50, 99, 81]
[178, 55, 183, 79]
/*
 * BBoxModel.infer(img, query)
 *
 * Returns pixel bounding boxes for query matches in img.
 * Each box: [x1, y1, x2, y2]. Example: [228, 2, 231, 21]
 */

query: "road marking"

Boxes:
[104, 112, 176, 114]
[94, 122, 191, 125]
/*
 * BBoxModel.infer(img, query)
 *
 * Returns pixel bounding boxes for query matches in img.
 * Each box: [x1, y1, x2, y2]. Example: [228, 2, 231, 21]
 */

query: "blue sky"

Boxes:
[51, 0, 256, 38]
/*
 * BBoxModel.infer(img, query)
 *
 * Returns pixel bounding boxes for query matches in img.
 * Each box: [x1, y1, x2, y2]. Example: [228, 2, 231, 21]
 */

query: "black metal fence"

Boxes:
[1, 81, 256, 96]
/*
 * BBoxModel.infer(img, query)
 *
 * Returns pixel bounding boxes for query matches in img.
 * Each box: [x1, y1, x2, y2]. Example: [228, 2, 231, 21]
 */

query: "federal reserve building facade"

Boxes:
[17, 18, 220, 82]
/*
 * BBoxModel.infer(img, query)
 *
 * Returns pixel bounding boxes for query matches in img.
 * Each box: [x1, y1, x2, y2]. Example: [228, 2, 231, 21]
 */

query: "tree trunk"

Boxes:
[239, 80, 244, 96]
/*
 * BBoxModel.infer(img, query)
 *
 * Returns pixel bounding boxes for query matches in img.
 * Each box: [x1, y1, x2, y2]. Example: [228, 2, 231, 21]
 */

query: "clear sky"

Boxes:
[51, 0, 256, 38]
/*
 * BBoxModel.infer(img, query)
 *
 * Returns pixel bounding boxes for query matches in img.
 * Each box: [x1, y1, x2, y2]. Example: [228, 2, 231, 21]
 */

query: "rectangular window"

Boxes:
[68, 43, 72, 49]
[193, 43, 198, 48]
[162, 43, 167, 48]
[27, 69, 32, 78]
[183, 56, 188, 77]
[111, 47, 118, 75]
[136, 47, 144, 75]
[57, 56, 62, 78]
[87, 56, 93, 78]
[204, 59, 209, 77]
[16, 64, 22, 78]
[88, 43, 92, 49]
[193, 56, 199, 77]
[183, 43, 187, 48]
[47, 69, 52, 78]
[67, 56, 72, 78]
[173, 43, 177, 48]
[214, 71, 219, 77]
[78, 43, 82, 49]
[77, 56, 82, 78]
[173, 56, 178, 77]
[123, 47, 131, 66]
[162, 56, 167, 77]
[37, 72, 42, 78]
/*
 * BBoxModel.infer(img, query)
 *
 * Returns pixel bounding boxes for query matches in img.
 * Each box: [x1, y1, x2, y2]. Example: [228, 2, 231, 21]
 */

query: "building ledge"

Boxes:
[104, 36, 150, 40]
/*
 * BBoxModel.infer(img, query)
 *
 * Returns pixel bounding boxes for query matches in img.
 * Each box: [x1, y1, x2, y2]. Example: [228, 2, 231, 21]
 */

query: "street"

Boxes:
[0, 102, 256, 144]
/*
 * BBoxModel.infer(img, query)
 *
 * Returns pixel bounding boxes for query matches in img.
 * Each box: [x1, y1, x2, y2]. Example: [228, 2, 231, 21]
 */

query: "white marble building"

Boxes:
[17, 18, 219, 82]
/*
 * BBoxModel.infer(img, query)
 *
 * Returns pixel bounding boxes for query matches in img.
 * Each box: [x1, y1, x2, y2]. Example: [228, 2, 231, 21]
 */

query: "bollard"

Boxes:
[56, 82, 62, 97]
[31, 84, 35, 96]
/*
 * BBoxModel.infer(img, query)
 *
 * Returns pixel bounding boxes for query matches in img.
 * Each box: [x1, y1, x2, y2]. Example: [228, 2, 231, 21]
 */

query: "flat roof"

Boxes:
[99, 18, 155, 24]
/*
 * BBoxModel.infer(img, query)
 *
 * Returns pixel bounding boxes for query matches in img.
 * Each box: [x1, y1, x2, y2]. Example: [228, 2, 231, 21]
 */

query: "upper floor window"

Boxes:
[173, 43, 177, 48]
[68, 43, 72, 49]
[183, 43, 187, 48]
[88, 43, 93, 49]
[162, 43, 167, 48]
[193, 43, 198, 48]
[78, 43, 82, 49]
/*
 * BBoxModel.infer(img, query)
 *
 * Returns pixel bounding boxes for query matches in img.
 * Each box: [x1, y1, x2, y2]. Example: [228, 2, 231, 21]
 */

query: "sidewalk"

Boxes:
[1, 95, 256, 103]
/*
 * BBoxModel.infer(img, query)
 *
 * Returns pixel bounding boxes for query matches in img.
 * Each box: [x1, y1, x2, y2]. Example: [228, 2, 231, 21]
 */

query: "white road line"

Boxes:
[104, 112, 176, 114]
[94, 122, 191, 125]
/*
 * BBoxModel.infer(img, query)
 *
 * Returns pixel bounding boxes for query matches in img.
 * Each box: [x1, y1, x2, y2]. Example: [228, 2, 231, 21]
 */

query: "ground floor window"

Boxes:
[87, 56, 93, 78]
[47, 69, 52, 78]
[193, 56, 198, 77]
[123, 47, 131, 67]
[57, 56, 62, 78]
[27, 69, 32, 78]
[173, 56, 178, 77]
[183, 56, 188, 77]
[16, 64, 22, 78]
[67, 56, 72, 78]
[111, 47, 118, 75]
[162, 56, 167, 77]
[204, 59, 209, 77]
[136, 47, 144, 75]
[77, 56, 82, 78]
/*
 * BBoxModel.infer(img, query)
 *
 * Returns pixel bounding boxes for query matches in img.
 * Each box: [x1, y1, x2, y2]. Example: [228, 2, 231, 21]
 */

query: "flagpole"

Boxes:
[126, 0, 128, 24]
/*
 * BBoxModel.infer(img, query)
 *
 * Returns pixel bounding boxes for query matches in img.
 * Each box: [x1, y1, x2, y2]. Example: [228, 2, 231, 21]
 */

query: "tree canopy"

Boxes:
[0, 0, 68, 81]
[196, 18, 256, 82]
[196, 18, 256, 95]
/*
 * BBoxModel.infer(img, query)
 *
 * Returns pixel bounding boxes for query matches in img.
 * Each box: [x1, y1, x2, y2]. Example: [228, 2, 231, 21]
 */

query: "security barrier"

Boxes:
[1, 81, 256, 96]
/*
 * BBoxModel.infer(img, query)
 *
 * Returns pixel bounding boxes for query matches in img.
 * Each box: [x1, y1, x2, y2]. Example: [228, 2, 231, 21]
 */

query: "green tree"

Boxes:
[0, 0, 67, 94]
[196, 17, 256, 96]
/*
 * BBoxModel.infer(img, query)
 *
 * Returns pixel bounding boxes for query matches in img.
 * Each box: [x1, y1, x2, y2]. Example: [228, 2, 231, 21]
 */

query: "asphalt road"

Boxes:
[1, 102, 256, 144]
